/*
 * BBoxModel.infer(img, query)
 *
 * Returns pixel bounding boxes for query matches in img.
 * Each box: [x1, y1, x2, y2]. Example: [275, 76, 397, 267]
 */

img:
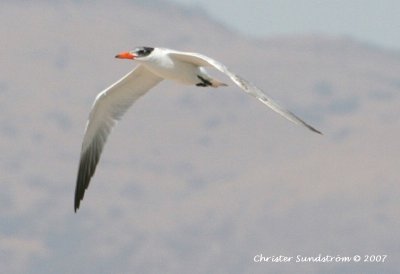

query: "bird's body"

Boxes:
[132, 48, 226, 86]
[140, 49, 196, 83]
[74, 46, 321, 211]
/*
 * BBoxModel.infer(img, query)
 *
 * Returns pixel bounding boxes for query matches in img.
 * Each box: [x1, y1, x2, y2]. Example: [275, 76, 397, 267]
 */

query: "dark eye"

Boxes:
[135, 47, 154, 57]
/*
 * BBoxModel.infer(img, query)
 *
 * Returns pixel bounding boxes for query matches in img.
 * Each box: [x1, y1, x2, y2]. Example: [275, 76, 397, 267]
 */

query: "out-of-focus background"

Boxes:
[1, 1, 399, 273]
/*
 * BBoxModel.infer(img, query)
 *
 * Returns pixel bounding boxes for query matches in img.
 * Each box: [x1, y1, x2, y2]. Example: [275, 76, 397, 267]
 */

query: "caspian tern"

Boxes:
[74, 46, 321, 211]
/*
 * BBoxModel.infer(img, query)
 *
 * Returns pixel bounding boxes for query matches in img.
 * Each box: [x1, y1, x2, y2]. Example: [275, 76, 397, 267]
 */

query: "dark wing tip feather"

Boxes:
[304, 122, 323, 135]
[287, 110, 323, 135]
[74, 142, 101, 212]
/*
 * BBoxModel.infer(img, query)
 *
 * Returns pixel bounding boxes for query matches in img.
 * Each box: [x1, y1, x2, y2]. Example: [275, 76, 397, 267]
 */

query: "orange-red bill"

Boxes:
[115, 51, 136, 59]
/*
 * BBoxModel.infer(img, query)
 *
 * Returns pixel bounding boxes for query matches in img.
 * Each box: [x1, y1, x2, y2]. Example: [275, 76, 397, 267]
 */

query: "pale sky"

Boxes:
[169, 0, 400, 50]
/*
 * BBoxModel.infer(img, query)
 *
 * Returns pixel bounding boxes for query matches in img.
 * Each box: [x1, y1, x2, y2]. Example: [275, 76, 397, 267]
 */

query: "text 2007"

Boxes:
[363, 255, 387, 262]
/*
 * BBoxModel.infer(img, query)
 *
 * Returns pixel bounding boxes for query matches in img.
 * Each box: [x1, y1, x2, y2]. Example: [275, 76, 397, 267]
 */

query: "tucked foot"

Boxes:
[196, 75, 213, 87]
[196, 75, 228, 88]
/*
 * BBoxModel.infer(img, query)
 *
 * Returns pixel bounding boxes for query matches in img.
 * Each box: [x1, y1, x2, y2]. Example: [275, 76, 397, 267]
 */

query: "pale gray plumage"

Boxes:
[168, 50, 321, 134]
[75, 66, 162, 211]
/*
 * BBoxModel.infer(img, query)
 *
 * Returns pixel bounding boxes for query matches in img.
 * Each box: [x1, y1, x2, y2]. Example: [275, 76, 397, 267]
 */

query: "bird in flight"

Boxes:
[74, 46, 321, 211]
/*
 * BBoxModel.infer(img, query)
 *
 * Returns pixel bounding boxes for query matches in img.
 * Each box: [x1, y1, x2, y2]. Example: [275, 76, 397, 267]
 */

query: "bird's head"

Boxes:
[115, 46, 154, 60]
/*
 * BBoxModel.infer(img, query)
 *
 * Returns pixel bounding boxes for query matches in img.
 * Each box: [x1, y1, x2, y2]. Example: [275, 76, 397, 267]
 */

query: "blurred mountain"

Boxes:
[0, 1, 399, 273]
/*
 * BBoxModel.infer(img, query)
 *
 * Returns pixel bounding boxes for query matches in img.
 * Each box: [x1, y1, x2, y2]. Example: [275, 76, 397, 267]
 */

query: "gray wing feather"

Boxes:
[169, 51, 321, 134]
[75, 65, 162, 211]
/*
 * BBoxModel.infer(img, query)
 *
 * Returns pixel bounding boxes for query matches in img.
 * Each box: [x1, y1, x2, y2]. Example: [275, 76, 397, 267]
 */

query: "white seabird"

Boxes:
[74, 46, 321, 211]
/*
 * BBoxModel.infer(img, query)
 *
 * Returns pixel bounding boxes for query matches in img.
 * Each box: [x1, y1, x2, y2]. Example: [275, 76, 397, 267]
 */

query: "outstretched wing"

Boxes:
[75, 65, 162, 211]
[168, 50, 321, 134]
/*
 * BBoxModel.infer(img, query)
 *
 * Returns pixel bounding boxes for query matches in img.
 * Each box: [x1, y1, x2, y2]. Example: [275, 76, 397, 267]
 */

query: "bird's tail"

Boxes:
[211, 79, 228, 88]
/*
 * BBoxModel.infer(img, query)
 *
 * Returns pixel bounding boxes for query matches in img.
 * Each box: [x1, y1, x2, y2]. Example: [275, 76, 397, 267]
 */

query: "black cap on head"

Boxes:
[134, 47, 154, 57]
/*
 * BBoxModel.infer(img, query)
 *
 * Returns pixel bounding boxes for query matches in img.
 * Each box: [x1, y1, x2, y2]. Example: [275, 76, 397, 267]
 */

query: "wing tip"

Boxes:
[308, 125, 323, 135]
[301, 121, 323, 135]
[74, 148, 95, 213]
[74, 185, 83, 212]
[74, 196, 81, 212]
